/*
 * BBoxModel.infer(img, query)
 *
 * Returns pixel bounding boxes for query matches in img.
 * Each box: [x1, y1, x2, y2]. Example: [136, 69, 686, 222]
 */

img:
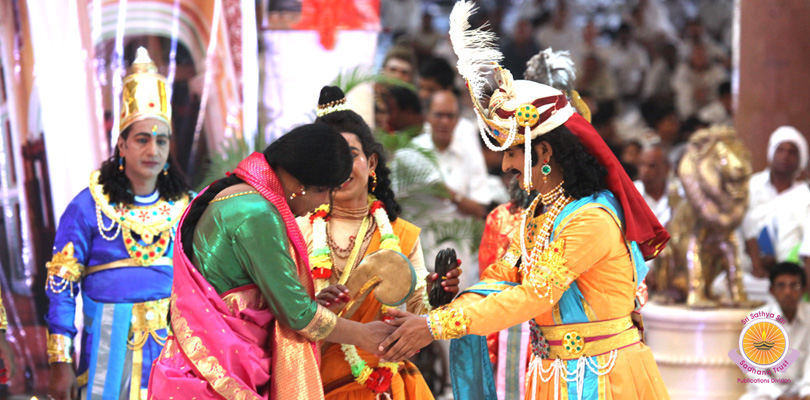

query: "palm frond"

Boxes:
[423, 218, 486, 254]
[331, 67, 418, 95]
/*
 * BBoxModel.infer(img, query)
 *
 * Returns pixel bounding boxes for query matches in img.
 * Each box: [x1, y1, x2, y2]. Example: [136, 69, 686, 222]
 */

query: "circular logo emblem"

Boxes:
[739, 319, 789, 368]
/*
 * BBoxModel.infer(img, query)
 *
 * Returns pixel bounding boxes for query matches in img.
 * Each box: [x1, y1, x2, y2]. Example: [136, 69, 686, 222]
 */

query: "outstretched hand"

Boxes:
[316, 284, 351, 314]
[355, 320, 396, 355]
[378, 309, 433, 362]
[427, 267, 462, 297]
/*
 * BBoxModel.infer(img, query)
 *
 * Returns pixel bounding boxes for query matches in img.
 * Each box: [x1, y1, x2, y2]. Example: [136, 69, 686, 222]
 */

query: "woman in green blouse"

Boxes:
[149, 123, 394, 400]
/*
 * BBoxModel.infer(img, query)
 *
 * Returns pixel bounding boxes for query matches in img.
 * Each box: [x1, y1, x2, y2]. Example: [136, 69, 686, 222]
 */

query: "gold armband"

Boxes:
[0, 299, 6, 331]
[427, 306, 470, 340]
[48, 333, 74, 364]
[298, 304, 337, 341]
[46, 243, 85, 295]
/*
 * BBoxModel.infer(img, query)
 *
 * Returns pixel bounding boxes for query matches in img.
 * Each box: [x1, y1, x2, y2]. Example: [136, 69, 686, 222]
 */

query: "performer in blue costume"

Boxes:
[46, 47, 191, 400]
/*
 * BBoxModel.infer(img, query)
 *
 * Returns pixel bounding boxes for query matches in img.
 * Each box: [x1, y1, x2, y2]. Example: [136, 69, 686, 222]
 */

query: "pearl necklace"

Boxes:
[520, 181, 571, 273]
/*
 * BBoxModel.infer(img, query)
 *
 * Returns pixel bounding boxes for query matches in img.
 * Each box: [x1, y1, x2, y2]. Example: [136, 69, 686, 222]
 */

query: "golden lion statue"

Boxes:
[654, 126, 756, 308]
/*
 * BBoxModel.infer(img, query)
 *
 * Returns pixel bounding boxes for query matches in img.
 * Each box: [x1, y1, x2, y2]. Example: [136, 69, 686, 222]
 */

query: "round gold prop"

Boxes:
[339, 249, 416, 319]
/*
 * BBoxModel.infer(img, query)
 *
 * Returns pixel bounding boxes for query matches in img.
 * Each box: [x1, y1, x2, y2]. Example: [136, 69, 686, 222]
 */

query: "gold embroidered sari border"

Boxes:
[170, 293, 262, 400]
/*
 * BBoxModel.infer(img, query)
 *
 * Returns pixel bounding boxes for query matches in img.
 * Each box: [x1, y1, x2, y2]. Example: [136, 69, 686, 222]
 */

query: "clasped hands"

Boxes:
[316, 265, 462, 362]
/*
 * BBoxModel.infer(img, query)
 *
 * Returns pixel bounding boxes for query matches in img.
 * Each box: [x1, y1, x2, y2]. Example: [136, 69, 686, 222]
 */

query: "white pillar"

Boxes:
[241, 0, 258, 147]
[26, 0, 106, 219]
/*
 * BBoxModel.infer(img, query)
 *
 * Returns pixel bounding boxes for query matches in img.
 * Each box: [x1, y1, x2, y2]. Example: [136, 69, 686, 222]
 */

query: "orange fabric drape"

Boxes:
[320, 219, 433, 400]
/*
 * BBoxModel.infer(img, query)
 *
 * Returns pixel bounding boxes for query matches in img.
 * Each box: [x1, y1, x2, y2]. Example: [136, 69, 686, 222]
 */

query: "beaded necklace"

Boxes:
[90, 171, 187, 266]
[520, 181, 572, 274]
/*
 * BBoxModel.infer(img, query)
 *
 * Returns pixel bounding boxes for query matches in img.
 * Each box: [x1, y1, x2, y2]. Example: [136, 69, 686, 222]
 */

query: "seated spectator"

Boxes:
[605, 23, 649, 103]
[383, 85, 423, 136]
[640, 99, 683, 166]
[418, 57, 488, 187]
[535, 3, 582, 62]
[634, 145, 672, 226]
[621, 140, 642, 171]
[392, 90, 493, 290]
[698, 81, 733, 127]
[577, 52, 619, 104]
[500, 19, 540, 80]
[679, 17, 729, 69]
[740, 262, 810, 400]
[381, 46, 417, 84]
[417, 56, 455, 105]
[413, 12, 442, 64]
[671, 43, 728, 119]
[743, 127, 810, 280]
[642, 41, 679, 101]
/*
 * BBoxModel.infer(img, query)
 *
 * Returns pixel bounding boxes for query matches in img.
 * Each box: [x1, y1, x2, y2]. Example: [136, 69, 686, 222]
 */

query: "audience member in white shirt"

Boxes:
[671, 44, 728, 119]
[634, 145, 671, 226]
[742, 127, 810, 279]
[392, 90, 493, 290]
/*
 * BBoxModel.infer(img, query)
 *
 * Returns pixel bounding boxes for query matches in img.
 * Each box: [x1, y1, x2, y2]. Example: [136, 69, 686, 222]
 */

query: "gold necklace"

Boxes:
[122, 228, 171, 266]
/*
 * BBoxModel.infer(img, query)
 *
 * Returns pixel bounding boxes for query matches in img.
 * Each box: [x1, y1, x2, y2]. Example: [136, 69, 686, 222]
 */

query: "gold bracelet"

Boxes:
[47, 333, 74, 364]
[427, 306, 470, 340]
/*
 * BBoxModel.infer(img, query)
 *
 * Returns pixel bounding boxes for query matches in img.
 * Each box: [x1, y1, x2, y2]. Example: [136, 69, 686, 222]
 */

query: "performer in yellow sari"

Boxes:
[378, 3, 670, 399]
[298, 86, 461, 399]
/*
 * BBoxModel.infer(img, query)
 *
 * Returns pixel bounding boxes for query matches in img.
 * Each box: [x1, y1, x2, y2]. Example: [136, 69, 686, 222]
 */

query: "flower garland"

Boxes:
[309, 196, 402, 280]
[311, 195, 403, 397]
[309, 204, 333, 279]
[341, 343, 399, 396]
[369, 199, 401, 253]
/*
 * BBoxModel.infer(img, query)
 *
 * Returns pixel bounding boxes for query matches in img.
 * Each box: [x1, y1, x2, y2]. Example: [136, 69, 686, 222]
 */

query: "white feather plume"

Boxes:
[525, 47, 577, 91]
[449, 0, 503, 100]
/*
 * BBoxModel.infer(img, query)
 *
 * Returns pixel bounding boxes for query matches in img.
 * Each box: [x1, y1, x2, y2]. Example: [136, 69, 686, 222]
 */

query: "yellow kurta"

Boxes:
[445, 205, 668, 399]
[299, 211, 434, 400]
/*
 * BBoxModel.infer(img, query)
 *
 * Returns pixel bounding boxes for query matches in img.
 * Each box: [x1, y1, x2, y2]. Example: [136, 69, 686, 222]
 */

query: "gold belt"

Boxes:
[129, 298, 171, 336]
[84, 256, 173, 276]
[541, 315, 640, 360]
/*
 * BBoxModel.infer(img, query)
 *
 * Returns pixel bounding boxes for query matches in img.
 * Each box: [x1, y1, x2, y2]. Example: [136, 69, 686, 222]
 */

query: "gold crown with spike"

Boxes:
[120, 47, 171, 134]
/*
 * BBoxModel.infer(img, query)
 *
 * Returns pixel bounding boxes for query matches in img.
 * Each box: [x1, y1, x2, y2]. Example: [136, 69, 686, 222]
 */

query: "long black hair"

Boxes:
[530, 124, 607, 199]
[264, 122, 353, 190]
[97, 126, 190, 205]
[315, 86, 402, 221]
[180, 123, 352, 259]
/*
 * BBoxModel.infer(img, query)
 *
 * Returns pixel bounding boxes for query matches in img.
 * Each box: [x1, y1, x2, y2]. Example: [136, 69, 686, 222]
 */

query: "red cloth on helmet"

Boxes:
[563, 112, 670, 260]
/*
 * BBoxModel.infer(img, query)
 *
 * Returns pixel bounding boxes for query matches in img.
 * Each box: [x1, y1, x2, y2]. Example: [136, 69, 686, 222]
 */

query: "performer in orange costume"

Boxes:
[300, 86, 461, 399]
[378, 3, 670, 399]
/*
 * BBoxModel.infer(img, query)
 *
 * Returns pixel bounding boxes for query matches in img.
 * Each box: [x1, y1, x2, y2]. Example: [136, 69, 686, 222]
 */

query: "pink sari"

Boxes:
[148, 153, 324, 400]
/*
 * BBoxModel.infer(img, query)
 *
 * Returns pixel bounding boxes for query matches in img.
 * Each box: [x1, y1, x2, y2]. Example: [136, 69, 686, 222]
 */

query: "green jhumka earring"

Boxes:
[541, 159, 551, 182]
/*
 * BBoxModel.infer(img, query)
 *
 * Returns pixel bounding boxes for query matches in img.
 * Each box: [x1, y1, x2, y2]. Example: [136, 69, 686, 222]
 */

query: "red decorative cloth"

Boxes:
[564, 113, 670, 260]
